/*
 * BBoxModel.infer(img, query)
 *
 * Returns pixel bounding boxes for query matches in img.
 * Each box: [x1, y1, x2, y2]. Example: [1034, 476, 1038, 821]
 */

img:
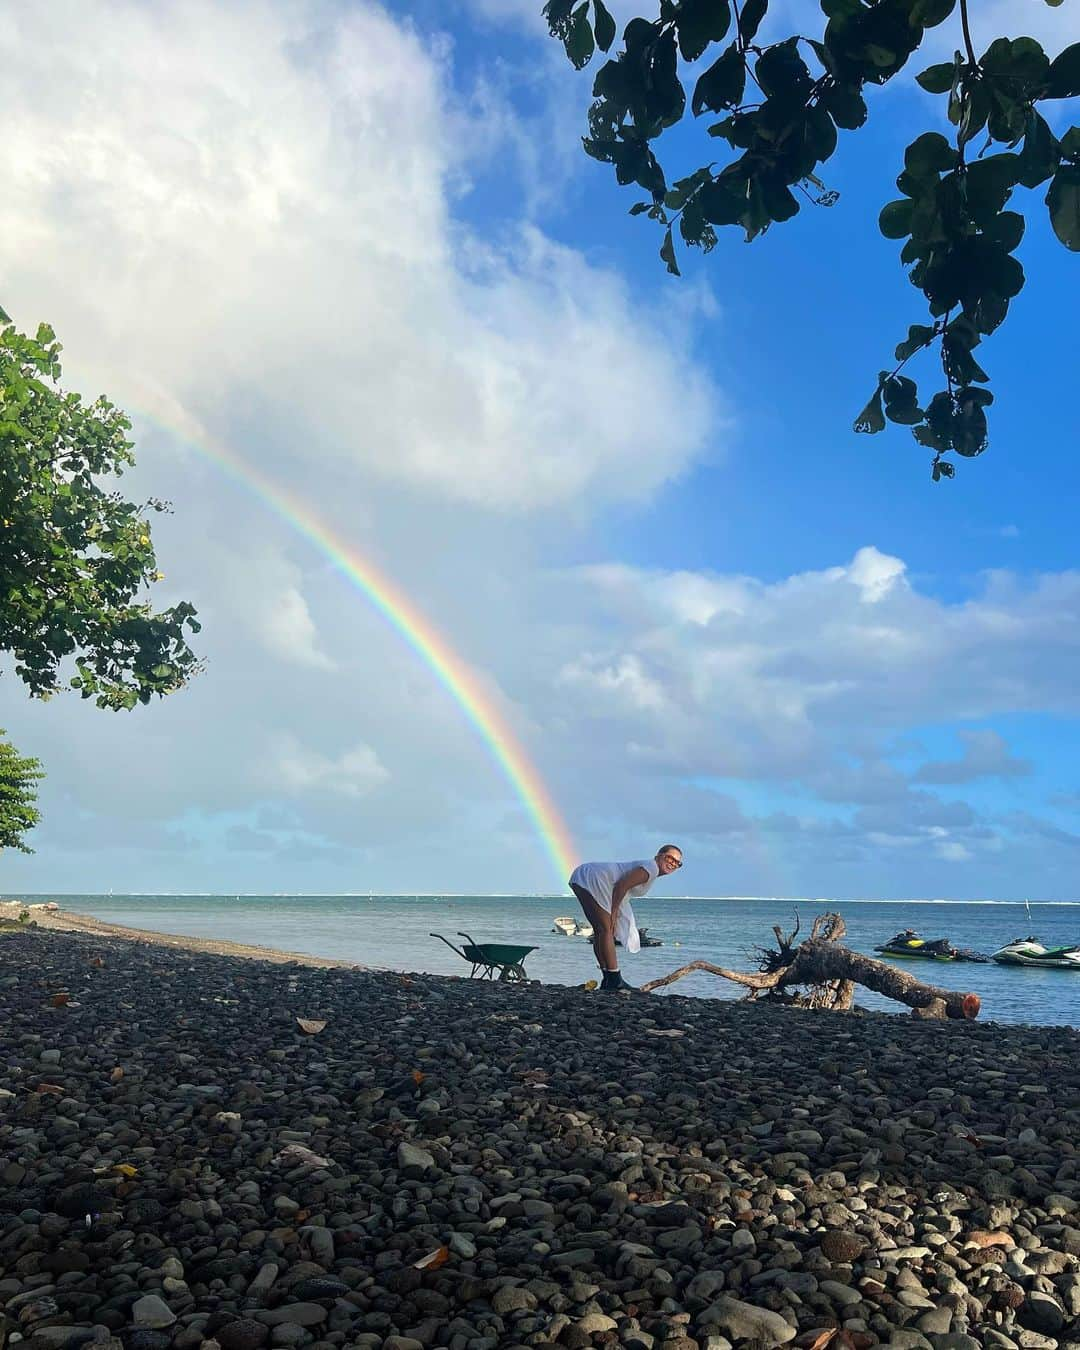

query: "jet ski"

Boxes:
[991, 937, 1080, 969]
[874, 931, 989, 963]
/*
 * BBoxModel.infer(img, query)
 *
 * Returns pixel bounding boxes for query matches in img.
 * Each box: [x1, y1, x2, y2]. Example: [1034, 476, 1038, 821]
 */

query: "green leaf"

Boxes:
[904, 131, 958, 180]
[805, 104, 838, 163]
[879, 198, 913, 239]
[821, 83, 867, 130]
[698, 171, 747, 224]
[983, 210, 1025, 252]
[543, 0, 576, 38]
[761, 177, 800, 223]
[743, 176, 777, 240]
[738, 0, 767, 43]
[942, 321, 990, 384]
[643, 26, 686, 129]
[853, 386, 886, 434]
[692, 44, 746, 114]
[660, 226, 681, 274]
[1017, 111, 1059, 189]
[629, 200, 651, 215]
[952, 385, 993, 457]
[957, 83, 991, 148]
[0, 303, 10, 325]
[882, 375, 923, 425]
[1061, 126, 1080, 159]
[592, 0, 616, 51]
[923, 390, 956, 445]
[911, 0, 955, 25]
[675, 0, 731, 62]
[755, 38, 812, 101]
[1046, 164, 1080, 250]
[1047, 43, 1080, 99]
[567, 3, 595, 70]
[916, 61, 956, 94]
[963, 153, 1021, 222]
[986, 87, 1028, 146]
[980, 36, 1050, 93]
[895, 323, 936, 362]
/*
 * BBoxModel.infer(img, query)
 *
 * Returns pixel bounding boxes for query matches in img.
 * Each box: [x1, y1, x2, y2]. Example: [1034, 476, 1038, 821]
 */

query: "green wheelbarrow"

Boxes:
[431, 931, 537, 982]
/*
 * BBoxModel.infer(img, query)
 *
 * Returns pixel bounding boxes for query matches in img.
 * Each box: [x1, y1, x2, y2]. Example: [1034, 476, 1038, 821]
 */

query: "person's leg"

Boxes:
[571, 883, 617, 973]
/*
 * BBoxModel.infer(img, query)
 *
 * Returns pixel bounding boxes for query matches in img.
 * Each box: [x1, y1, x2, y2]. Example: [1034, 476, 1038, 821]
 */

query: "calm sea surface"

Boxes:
[13, 894, 1080, 1028]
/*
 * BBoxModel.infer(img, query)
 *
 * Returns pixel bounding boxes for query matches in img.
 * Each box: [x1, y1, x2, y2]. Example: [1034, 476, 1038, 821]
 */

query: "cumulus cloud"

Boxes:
[553, 548, 1080, 781]
[535, 547, 1079, 887]
[0, 0, 718, 513]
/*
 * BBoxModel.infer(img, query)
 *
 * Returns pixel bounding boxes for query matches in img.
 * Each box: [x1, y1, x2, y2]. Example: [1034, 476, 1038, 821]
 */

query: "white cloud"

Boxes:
[258, 587, 335, 671]
[535, 547, 1080, 886]
[0, 0, 719, 513]
[556, 652, 669, 713]
[846, 546, 906, 604]
[269, 734, 389, 799]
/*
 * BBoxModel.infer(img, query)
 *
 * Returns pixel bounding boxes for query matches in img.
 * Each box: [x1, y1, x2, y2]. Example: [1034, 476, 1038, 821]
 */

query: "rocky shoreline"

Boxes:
[1, 924, 1079, 1350]
[0, 904, 359, 970]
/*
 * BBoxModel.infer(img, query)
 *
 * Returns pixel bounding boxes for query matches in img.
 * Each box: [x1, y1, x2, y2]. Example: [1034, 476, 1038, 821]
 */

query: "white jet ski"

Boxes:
[991, 937, 1080, 969]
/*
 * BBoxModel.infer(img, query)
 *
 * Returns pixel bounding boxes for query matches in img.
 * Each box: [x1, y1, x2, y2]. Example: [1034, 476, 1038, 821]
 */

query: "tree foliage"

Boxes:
[545, 0, 1079, 479]
[0, 731, 43, 853]
[0, 311, 200, 710]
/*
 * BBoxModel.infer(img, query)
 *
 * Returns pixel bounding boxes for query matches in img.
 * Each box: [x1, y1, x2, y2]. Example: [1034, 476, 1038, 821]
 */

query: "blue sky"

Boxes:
[1, 0, 1078, 898]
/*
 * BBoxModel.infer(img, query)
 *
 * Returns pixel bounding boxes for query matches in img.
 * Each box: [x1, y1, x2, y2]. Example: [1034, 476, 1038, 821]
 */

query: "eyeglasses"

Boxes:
[662, 855, 683, 868]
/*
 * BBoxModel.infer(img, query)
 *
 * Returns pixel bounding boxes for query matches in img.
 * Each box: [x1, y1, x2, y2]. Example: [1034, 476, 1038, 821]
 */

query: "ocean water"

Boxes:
[14, 893, 1080, 1028]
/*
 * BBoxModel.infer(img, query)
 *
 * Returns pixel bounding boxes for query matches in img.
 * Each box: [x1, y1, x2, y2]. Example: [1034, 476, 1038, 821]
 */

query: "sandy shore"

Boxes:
[0, 900, 360, 969]
[1, 921, 1079, 1350]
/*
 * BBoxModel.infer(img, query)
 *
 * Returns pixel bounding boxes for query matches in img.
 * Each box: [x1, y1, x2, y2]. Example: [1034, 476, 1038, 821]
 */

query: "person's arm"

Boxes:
[610, 866, 650, 920]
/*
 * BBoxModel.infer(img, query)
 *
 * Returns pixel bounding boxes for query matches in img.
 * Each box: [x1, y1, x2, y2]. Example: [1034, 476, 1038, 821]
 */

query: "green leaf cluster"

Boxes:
[544, 0, 1079, 479]
[1, 318, 201, 710]
[0, 730, 43, 853]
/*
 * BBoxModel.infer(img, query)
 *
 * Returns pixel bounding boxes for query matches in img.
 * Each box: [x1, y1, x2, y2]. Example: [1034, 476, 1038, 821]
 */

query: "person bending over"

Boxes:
[568, 845, 683, 992]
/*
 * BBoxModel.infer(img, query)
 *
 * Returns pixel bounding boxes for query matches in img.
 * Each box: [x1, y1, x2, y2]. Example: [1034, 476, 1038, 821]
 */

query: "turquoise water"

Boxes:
[14, 893, 1080, 1027]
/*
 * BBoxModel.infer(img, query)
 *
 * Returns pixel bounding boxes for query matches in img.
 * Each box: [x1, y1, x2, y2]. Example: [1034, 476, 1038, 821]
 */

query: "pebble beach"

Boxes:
[2, 915, 1079, 1350]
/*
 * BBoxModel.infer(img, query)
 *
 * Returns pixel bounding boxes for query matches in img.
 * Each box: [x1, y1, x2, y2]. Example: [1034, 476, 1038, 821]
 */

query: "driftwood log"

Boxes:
[640, 913, 981, 1020]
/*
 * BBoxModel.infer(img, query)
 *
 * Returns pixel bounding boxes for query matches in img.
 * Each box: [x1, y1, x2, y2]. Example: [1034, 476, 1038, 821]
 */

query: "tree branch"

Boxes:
[640, 960, 785, 994]
[959, 0, 978, 69]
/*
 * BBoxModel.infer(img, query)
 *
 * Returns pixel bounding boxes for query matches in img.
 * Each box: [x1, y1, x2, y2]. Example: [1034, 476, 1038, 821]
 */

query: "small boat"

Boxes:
[874, 931, 988, 963]
[991, 937, 1080, 970]
[552, 916, 593, 939]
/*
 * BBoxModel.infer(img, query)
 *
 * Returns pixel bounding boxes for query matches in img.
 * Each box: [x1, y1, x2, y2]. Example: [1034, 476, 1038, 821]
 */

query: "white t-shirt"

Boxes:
[569, 858, 659, 910]
[569, 858, 658, 956]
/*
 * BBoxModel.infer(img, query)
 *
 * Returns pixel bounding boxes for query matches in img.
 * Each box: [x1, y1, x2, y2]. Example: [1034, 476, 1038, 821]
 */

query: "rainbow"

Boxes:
[133, 397, 577, 886]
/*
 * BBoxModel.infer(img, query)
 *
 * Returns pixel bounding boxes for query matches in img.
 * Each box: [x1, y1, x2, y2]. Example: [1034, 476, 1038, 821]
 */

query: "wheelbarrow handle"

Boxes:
[430, 932, 466, 958]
